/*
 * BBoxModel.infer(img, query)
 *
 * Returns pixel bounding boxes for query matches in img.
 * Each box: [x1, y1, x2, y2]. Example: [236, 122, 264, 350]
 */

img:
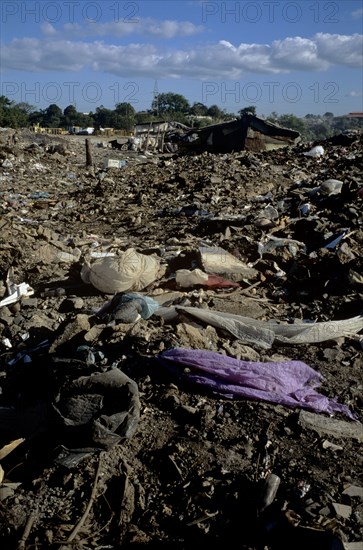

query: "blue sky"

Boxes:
[1, 1, 362, 116]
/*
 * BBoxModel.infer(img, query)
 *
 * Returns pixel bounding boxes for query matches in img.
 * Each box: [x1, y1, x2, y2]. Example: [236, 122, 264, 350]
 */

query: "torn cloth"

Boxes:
[158, 348, 356, 419]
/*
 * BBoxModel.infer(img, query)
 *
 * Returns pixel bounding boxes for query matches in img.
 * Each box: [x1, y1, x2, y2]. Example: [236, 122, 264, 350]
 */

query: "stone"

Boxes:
[49, 314, 91, 352]
[332, 503, 352, 519]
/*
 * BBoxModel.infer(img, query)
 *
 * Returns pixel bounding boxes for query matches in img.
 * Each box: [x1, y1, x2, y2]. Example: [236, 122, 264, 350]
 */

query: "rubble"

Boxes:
[175, 114, 301, 154]
[0, 128, 362, 549]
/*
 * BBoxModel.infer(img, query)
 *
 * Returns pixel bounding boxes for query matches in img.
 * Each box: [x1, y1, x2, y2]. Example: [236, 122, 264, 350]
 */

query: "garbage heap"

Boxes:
[0, 128, 362, 550]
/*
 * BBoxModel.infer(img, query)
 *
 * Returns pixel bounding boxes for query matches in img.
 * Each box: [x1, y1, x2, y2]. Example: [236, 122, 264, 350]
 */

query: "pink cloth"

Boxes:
[158, 348, 356, 419]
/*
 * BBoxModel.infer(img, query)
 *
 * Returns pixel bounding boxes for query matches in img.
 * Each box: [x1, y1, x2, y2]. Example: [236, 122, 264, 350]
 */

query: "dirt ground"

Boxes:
[0, 128, 362, 549]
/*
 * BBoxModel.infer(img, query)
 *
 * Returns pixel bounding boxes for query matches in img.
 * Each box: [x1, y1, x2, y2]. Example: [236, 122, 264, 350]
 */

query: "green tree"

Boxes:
[191, 117, 213, 128]
[93, 106, 114, 129]
[309, 121, 332, 140]
[63, 104, 77, 117]
[43, 103, 63, 127]
[113, 102, 136, 131]
[63, 104, 78, 127]
[29, 109, 46, 126]
[267, 111, 279, 122]
[277, 114, 306, 134]
[190, 102, 209, 116]
[332, 116, 362, 133]
[115, 102, 136, 117]
[77, 113, 94, 128]
[0, 95, 13, 109]
[0, 96, 31, 128]
[239, 105, 256, 116]
[17, 102, 36, 115]
[0, 96, 15, 127]
[153, 92, 190, 114]
[206, 104, 224, 119]
[134, 111, 157, 124]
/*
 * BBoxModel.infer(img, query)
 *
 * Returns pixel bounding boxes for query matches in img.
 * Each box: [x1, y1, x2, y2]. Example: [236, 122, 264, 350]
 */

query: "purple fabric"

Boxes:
[157, 348, 356, 419]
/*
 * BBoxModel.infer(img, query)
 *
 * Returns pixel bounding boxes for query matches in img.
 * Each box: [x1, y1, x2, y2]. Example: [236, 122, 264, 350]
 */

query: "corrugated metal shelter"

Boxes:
[177, 114, 301, 153]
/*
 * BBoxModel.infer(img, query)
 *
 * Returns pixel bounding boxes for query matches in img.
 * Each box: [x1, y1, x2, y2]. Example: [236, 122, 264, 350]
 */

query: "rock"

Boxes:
[59, 298, 84, 312]
[176, 323, 218, 350]
[49, 314, 91, 352]
[342, 485, 363, 499]
[21, 298, 38, 308]
[298, 411, 363, 442]
[332, 503, 352, 519]
[84, 326, 104, 342]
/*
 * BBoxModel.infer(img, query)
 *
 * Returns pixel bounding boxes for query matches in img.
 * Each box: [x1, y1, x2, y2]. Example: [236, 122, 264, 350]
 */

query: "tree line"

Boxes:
[0, 93, 361, 140]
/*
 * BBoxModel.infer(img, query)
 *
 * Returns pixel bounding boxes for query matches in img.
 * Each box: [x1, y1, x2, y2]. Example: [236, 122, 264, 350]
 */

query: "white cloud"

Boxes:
[315, 33, 363, 68]
[41, 22, 57, 36]
[62, 18, 204, 39]
[270, 37, 329, 71]
[63, 23, 83, 33]
[1, 33, 362, 79]
[346, 90, 363, 97]
[352, 8, 363, 19]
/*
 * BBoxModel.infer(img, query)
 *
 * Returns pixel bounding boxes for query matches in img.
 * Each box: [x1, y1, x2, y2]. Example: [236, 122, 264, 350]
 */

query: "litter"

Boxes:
[103, 159, 127, 169]
[258, 235, 306, 257]
[0, 282, 34, 307]
[324, 229, 348, 250]
[258, 473, 281, 513]
[175, 268, 240, 289]
[175, 269, 208, 288]
[81, 248, 164, 294]
[199, 245, 257, 282]
[156, 306, 363, 348]
[97, 292, 160, 323]
[157, 348, 356, 418]
[304, 145, 325, 157]
[52, 365, 140, 449]
[90, 251, 116, 258]
[319, 179, 344, 195]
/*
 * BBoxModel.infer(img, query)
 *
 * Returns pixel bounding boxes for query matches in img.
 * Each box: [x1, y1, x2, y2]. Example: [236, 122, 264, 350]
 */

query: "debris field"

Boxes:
[0, 129, 362, 550]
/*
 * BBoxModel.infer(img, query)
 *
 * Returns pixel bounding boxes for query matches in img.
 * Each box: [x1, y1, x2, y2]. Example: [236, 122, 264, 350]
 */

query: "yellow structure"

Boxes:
[30, 123, 68, 135]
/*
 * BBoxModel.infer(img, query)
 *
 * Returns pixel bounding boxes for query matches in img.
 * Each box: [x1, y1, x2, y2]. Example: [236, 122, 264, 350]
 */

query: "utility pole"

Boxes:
[153, 80, 159, 117]
[85, 138, 93, 167]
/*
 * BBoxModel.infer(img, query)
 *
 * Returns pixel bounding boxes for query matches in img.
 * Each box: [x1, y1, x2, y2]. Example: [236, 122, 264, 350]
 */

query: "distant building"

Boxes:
[134, 121, 190, 136]
[76, 127, 95, 135]
[347, 112, 363, 118]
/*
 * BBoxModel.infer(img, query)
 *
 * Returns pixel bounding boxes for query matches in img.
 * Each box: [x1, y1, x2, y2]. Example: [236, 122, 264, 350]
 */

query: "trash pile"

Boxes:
[0, 128, 362, 549]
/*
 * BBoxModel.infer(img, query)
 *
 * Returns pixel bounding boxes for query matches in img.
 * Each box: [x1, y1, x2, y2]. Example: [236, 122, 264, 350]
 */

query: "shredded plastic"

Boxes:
[158, 348, 356, 419]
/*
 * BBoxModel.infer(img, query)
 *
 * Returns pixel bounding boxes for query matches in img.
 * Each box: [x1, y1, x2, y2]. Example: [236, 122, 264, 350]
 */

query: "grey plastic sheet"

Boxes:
[156, 306, 363, 348]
